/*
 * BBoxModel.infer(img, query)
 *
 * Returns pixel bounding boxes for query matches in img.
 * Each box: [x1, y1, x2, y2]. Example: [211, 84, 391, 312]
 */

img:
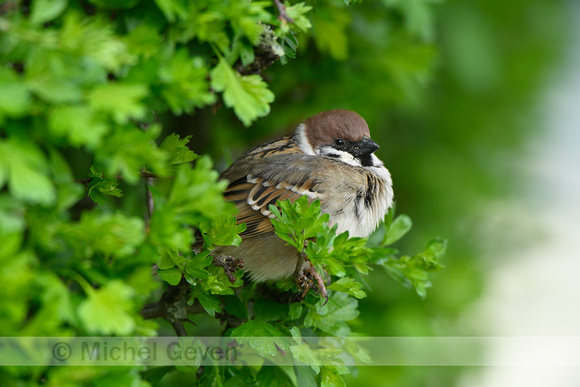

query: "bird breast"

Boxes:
[318, 161, 393, 238]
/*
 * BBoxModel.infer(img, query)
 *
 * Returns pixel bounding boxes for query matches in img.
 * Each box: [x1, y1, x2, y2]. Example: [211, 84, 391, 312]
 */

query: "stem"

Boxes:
[273, 0, 294, 23]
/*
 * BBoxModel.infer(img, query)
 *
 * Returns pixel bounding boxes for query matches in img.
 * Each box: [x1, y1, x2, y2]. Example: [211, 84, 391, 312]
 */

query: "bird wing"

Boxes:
[222, 154, 322, 239]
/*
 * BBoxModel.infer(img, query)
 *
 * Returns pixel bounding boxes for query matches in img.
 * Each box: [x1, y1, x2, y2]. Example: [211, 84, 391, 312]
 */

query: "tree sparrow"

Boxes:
[214, 110, 394, 293]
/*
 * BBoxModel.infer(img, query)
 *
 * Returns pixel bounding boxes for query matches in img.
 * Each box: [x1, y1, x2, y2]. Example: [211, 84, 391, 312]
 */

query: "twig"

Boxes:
[141, 278, 204, 336]
[273, 0, 294, 23]
[212, 254, 244, 284]
[144, 177, 154, 231]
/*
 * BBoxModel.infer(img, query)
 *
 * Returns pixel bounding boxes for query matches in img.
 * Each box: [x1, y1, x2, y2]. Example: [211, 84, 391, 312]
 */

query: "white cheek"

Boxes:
[316, 146, 362, 167]
[370, 154, 383, 167]
[295, 124, 315, 155]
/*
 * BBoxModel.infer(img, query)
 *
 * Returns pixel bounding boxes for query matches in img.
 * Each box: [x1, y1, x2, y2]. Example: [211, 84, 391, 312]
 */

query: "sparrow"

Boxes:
[213, 109, 394, 295]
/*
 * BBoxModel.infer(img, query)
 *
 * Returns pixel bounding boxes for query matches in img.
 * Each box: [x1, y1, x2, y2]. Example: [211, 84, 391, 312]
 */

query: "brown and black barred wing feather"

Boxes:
[221, 154, 321, 239]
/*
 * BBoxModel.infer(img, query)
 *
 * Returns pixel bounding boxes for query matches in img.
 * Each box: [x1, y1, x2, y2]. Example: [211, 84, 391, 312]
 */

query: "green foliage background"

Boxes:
[0, 0, 570, 385]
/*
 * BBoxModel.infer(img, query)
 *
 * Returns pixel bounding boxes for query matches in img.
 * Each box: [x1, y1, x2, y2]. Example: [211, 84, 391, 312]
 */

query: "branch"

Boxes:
[141, 278, 204, 336]
[273, 0, 294, 23]
[144, 177, 154, 232]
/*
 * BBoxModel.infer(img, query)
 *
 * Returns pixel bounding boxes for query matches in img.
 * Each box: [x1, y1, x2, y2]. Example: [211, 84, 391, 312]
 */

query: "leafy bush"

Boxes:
[0, 0, 445, 385]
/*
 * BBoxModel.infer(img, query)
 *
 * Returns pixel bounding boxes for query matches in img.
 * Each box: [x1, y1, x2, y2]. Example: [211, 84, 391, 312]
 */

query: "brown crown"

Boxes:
[302, 109, 371, 148]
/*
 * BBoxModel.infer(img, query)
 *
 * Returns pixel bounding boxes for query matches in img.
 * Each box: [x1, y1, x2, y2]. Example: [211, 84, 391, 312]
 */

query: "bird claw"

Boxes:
[212, 254, 244, 284]
[292, 256, 328, 305]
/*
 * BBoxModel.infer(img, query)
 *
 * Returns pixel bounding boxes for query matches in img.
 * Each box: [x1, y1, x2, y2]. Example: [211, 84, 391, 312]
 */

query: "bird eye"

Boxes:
[334, 138, 345, 147]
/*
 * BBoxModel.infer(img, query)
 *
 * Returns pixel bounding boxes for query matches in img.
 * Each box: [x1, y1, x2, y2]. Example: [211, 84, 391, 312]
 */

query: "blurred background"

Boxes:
[168, 0, 577, 385]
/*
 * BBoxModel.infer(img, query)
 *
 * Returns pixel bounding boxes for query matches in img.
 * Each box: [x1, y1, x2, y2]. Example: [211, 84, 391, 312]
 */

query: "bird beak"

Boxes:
[351, 137, 379, 157]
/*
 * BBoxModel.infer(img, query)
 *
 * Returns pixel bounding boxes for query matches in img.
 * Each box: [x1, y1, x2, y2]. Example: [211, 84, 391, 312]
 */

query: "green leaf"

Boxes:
[184, 253, 211, 279]
[160, 133, 199, 166]
[95, 124, 168, 184]
[198, 215, 245, 249]
[320, 367, 346, 387]
[165, 159, 234, 224]
[87, 83, 148, 124]
[286, 2, 313, 32]
[210, 58, 274, 126]
[311, 7, 350, 60]
[60, 211, 145, 258]
[289, 327, 320, 373]
[304, 292, 358, 336]
[158, 50, 216, 114]
[255, 366, 295, 387]
[328, 277, 367, 299]
[48, 148, 84, 210]
[88, 0, 141, 8]
[224, 295, 248, 319]
[78, 280, 136, 335]
[158, 267, 182, 285]
[269, 196, 330, 252]
[30, 0, 68, 25]
[0, 139, 56, 205]
[154, 0, 188, 22]
[288, 303, 303, 320]
[191, 288, 222, 317]
[294, 366, 317, 387]
[231, 320, 287, 357]
[36, 273, 76, 326]
[381, 238, 446, 299]
[254, 299, 288, 321]
[383, 214, 412, 245]
[201, 266, 242, 295]
[86, 168, 123, 205]
[424, 238, 448, 259]
[48, 106, 108, 148]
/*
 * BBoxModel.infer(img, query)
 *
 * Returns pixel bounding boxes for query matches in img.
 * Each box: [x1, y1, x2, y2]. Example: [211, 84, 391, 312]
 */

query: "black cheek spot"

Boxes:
[364, 175, 375, 208]
[359, 154, 374, 167]
[354, 190, 364, 221]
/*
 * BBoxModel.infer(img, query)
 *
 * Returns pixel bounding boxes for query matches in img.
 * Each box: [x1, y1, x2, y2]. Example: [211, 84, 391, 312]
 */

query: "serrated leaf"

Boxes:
[160, 133, 198, 166]
[304, 292, 358, 336]
[424, 238, 447, 259]
[78, 280, 136, 335]
[60, 211, 145, 258]
[210, 58, 274, 126]
[158, 50, 216, 114]
[286, 2, 313, 32]
[191, 289, 222, 317]
[88, 83, 148, 124]
[199, 215, 245, 249]
[380, 238, 446, 299]
[328, 277, 367, 299]
[48, 106, 108, 148]
[86, 168, 123, 205]
[0, 139, 56, 205]
[231, 320, 287, 357]
[95, 124, 169, 184]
